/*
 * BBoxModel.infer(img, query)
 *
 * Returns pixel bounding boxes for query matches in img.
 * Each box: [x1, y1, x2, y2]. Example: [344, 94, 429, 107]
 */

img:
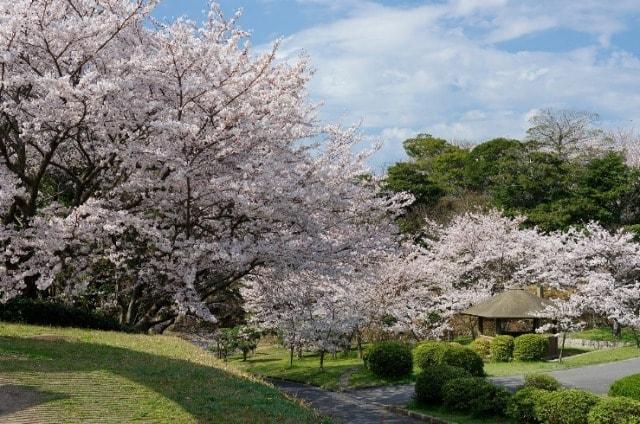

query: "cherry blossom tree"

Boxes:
[535, 297, 585, 361]
[0, 0, 409, 331]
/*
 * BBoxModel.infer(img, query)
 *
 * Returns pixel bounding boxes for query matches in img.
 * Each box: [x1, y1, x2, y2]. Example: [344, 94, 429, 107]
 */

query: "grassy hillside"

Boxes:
[0, 322, 327, 423]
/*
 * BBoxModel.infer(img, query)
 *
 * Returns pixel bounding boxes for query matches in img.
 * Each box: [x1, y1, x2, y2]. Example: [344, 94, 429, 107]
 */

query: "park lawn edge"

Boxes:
[0, 322, 330, 423]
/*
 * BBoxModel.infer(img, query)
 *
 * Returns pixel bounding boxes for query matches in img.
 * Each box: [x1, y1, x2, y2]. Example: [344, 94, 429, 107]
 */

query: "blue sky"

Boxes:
[153, 1, 640, 170]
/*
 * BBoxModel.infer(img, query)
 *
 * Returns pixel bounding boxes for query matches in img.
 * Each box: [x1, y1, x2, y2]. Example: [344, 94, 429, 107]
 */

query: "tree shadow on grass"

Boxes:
[0, 336, 325, 424]
[0, 384, 68, 417]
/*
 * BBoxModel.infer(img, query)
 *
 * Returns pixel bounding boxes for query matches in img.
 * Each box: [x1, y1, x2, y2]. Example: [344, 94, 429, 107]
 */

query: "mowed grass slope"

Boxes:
[0, 323, 327, 424]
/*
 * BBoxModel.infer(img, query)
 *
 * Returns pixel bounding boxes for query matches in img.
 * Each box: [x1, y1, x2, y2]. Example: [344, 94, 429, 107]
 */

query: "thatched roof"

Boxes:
[462, 289, 553, 319]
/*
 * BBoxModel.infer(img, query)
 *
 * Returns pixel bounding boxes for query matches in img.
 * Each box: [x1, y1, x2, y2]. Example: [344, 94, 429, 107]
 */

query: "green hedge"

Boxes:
[514, 334, 548, 361]
[609, 374, 640, 401]
[415, 365, 470, 404]
[588, 396, 640, 424]
[524, 374, 561, 391]
[413, 341, 484, 376]
[471, 337, 491, 358]
[442, 377, 511, 417]
[413, 341, 447, 369]
[0, 298, 123, 331]
[365, 341, 413, 378]
[534, 389, 600, 424]
[491, 335, 515, 362]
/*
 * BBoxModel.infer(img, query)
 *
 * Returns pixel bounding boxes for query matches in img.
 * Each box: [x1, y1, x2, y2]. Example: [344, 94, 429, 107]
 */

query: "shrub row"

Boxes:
[475, 334, 549, 362]
[413, 341, 484, 376]
[508, 385, 640, 424]
[0, 297, 123, 331]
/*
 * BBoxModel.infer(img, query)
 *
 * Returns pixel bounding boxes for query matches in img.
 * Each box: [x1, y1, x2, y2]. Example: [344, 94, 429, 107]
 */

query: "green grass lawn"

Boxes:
[569, 327, 639, 345]
[405, 401, 514, 424]
[229, 344, 411, 390]
[485, 346, 640, 376]
[0, 322, 328, 423]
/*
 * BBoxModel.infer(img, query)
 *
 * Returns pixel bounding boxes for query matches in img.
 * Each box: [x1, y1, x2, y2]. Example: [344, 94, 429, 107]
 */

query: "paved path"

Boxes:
[272, 358, 640, 423]
[492, 357, 640, 394]
[269, 379, 423, 423]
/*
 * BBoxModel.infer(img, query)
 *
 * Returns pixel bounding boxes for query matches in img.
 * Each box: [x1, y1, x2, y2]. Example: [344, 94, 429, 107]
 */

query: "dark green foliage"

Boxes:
[413, 341, 447, 369]
[609, 374, 640, 400]
[366, 341, 413, 378]
[491, 335, 515, 362]
[514, 334, 549, 361]
[440, 344, 485, 376]
[442, 377, 511, 417]
[524, 374, 561, 391]
[384, 132, 640, 235]
[507, 387, 547, 424]
[465, 138, 523, 191]
[0, 297, 123, 331]
[534, 389, 600, 424]
[413, 341, 484, 376]
[588, 396, 640, 424]
[414, 365, 471, 404]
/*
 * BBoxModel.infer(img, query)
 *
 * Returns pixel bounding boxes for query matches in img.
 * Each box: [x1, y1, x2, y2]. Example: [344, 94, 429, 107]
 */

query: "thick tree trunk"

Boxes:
[613, 320, 622, 338]
[290, 346, 294, 367]
[319, 350, 325, 371]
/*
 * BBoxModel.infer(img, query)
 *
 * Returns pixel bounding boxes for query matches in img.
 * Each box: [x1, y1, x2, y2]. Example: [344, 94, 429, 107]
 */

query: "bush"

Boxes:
[491, 335, 515, 362]
[413, 341, 447, 369]
[415, 365, 471, 404]
[588, 396, 640, 424]
[366, 341, 413, 378]
[442, 377, 511, 417]
[514, 334, 549, 361]
[414, 341, 484, 376]
[440, 344, 484, 376]
[508, 387, 547, 424]
[471, 337, 491, 358]
[534, 389, 600, 424]
[524, 374, 561, 391]
[0, 297, 123, 331]
[609, 374, 640, 401]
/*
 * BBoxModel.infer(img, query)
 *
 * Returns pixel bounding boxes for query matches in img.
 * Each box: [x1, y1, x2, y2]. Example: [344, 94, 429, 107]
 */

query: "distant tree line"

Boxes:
[385, 109, 640, 235]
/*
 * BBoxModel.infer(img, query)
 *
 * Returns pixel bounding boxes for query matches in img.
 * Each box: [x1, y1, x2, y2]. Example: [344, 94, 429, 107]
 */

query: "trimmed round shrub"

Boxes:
[471, 337, 491, 358]
[588, 396, 640, 424]
[415, 365, 471, 404]
[609, 374, 640, 401]
[366, 341, 413, 378]
[442, 377, 511, 417]
[514, 334, 549, 361]
[534, 389, 600, 424]
[440, 344, 484, 376]
[413, 341, 447, 369]
[414, 342, 484, 376]
[524, 374, 561, 391]
[491, 335, 515, 362]
[508, 387, 547, 424]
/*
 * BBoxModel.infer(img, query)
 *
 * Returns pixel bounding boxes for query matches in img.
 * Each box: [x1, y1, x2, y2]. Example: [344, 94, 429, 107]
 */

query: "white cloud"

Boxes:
[268, 0, 640, 167]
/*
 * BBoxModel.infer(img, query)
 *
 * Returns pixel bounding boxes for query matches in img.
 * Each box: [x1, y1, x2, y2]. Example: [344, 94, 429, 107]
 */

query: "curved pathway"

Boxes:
[492, 356, 640, 394]
[269, 379, 423, 423]
[273, 357, 640, 423]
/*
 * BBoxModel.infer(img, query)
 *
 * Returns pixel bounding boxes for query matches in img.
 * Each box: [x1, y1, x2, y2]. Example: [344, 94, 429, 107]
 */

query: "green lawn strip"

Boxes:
[405, 401, 514, 424]
[231, 344, 415, 390]
[485, 346, 640, 377]
[0, 322, 327, 424]
[569, 327, 638, 344]
[230, 345, 365, 390]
